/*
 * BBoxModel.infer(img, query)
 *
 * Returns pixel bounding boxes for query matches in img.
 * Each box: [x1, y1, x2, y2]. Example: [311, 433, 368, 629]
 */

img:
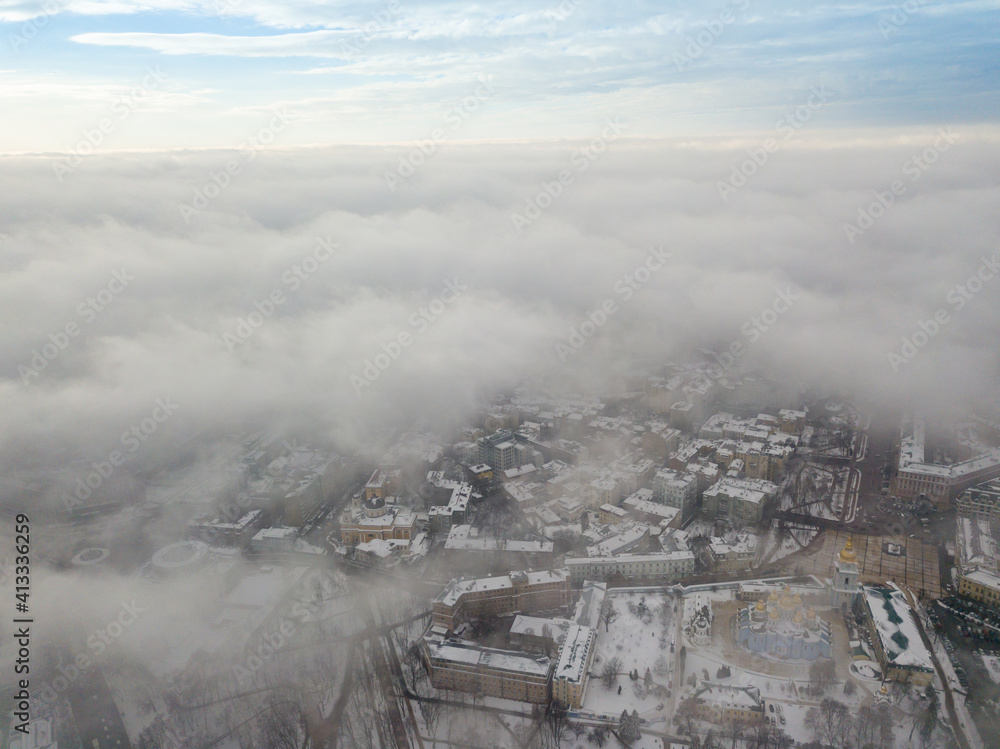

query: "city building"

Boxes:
[283, 472, 324, 526]
[565, 551, 695, 583]
[622, 490, 682, 527]
[432, 569, 572, 631]
[420, 635, 552, 703]
[956, 511, 1000, 608]
[365, 469, 390, 500]
[957, 478, 1000, 522]
[892, 419, 1000, 504]
[858, 585, 935, 685]
[478, 429, 519, 472]
[652, 468, 699, 520]
[354, 537, 411, 567]
[442, 525, 554, 568]
[250, 526, 297, 554]
[597, 503, 627, 524]
[188, 509, 264, 549]
[586, 523, 649, 557]
[778, 409, 808, 435]
[551, 624, 597, 709]
[691, 685, 764, 726]
[701, 476, 777, 525]
[339, 495, 417, 545]
[708, 533, 757, 572]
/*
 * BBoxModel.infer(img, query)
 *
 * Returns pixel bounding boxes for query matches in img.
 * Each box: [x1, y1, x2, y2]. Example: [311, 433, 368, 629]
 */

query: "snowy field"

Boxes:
[582, 591, 676, 721]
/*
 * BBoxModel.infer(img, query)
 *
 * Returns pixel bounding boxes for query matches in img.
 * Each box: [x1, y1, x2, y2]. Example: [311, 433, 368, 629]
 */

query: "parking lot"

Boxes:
[929, 598, 1000, 747]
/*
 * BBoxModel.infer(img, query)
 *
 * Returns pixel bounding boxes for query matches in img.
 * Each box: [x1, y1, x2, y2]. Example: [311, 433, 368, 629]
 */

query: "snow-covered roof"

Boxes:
[554, 625, 596, 685]
[424, 636, 553, 677]
[863, 586, 934, 672]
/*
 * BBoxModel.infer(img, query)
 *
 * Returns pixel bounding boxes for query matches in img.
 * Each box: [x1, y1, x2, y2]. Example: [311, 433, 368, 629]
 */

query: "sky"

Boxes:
[1, 0, 999, 462]
[1, 1, 999, 151]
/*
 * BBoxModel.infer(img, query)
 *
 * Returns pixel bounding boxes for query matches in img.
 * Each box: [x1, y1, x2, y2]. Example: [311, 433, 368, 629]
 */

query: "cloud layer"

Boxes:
[1, 131, 999, 467]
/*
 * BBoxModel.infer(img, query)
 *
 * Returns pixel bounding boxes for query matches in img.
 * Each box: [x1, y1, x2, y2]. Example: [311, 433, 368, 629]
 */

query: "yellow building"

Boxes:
[692, 685, 764, 725]
[598, 503, 627, 525]
[340, 496, 415, 544]
[551, 625, 596, 709]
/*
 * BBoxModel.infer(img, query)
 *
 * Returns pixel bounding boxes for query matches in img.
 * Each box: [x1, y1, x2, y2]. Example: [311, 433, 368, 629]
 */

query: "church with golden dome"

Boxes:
[736, 584, 833, 660]
[831, 535, 861, 607]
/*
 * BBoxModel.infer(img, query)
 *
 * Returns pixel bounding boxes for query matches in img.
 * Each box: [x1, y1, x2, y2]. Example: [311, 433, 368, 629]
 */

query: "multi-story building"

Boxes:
[957, 478, 1000, 522]
[551, 624, 597, 709]
[892, 419, 1000, 504]
[702, 476, 777, 525]
[778, 408, 807, 435]
[858, 585, 935, 685]
[708, 534, 757, 572]
[586, 524, 649, 557]
[692, 685, 764, 725]
[250, 525, 297, 554]
[956, 510, 1000, 608]
[652, 468, 699, 520]
[189, 510, 265, 549]
[421, 635, 552, 703]
[442, 525, 554, 569]
[565, 551, 695, 583]
[622, 490, 682, 527]
[283, 472, 323, 526]
[432, 569, 572, 631]
[478, 429, 519, 472]
[598, 503, 627, 525]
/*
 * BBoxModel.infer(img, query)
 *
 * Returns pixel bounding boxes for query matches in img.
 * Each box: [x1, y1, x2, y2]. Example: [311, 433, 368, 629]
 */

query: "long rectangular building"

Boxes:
[551, 624, 597, 709]
[432, 569, 572, 631]
[565, 551, 695, 583]
[859, 586, 935, 685]
[421, 635, 552, 703]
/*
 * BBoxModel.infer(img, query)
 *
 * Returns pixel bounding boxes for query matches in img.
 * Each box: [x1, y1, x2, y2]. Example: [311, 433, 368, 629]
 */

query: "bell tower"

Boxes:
[831, 535, 860, 606]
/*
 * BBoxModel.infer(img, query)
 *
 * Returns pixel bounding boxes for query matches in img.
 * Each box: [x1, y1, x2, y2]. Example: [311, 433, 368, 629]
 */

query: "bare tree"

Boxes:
[725, 716, 747, 749]
[419, 698, 442, 741]
[809, 659, 837, 695]
[600, 599, 619, 633]
[674, 696, 698, 737]
[600, 656, 623, 690]
[589, 724, 610, 747]
[805, 698, 850, 747]
[547, 700, 570, 747]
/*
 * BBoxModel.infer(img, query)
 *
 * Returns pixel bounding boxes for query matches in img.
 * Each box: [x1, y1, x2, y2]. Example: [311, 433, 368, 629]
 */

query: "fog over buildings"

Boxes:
[1, 2, 1000, 749]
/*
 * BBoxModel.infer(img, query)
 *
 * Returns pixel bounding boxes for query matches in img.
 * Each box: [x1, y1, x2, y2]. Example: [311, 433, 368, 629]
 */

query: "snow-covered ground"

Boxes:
[983, 655, 1000, 685]
[760, 521, 818, 564]
[582, 592, 675, 721]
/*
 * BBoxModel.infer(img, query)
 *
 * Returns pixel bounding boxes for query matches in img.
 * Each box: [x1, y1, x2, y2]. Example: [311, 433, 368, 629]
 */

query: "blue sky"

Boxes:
[2, 0, 999, 151]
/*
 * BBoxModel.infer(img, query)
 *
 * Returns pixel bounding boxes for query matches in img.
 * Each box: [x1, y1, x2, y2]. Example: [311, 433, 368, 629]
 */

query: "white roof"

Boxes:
[863, 586, 934, 671]
[554, 625, 596, 685]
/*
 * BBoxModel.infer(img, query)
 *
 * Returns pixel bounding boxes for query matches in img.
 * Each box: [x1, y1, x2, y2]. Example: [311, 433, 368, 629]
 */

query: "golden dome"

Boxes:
[839, 535, 857, 563]
[793, 594, 803, 606]
[769, 589, 779, 601]
[769, 608, 780, 619]
[779, 593, 794, 610]
[756, 599, 767, 612]
[880, 684, 888, 695]
[806, 607, 817, 619]
[793, 610, 804, 624]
